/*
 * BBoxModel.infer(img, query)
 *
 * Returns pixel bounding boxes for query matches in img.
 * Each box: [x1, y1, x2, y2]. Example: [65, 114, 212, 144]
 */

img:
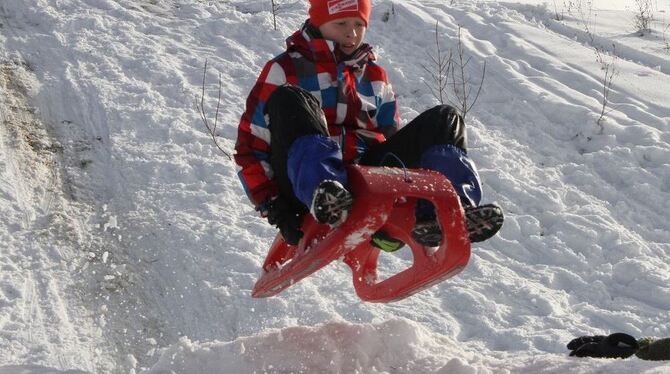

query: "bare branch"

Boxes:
[271, 0, 280, 31]
[595, 45, 619, 132]
[552, 0, 564, 20]
[448, 25, 486, 120]
[422, 21, 452, 105]
[469, 61, 486, 114]
[197, 60, 232, 160]
[576, 0, 597, 44]
[632, 0, 654, 36]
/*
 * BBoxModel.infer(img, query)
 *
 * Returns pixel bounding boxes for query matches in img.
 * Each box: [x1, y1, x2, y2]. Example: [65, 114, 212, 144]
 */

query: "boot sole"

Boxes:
[466, 204, 504, 243]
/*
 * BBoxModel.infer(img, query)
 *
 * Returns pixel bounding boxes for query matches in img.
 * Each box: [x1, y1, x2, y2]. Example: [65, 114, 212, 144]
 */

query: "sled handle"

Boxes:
[343, 166, 471, 303]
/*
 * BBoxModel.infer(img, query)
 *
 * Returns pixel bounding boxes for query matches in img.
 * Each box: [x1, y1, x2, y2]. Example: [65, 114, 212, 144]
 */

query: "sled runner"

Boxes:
[252, 165, 471, 302]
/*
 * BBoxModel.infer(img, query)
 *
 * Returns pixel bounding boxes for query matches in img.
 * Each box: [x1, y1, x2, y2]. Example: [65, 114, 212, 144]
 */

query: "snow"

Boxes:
[1, 0, 669, 372]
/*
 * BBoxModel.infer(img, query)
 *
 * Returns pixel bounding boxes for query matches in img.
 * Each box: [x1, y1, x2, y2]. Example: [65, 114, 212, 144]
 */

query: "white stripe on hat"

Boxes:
[328, 0, 358, 15]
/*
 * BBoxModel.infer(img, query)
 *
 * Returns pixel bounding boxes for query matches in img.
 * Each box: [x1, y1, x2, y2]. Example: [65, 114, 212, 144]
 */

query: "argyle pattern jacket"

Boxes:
[235, 23, 400, 208]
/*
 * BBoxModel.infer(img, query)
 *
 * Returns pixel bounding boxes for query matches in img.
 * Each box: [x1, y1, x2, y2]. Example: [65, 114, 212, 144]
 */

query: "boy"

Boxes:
[235, 0, 503, 249]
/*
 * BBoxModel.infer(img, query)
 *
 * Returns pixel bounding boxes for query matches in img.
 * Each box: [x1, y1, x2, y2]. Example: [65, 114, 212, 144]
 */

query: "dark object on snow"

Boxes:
[636, 337, 670, 361]
[568, 333, 639, 359]
[568, 333, 670, 361]
[567, 335, 607, 351]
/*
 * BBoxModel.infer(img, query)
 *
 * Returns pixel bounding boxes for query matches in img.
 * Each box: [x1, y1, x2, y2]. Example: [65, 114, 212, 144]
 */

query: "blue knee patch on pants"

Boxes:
[417, 144, 482, 218]
[287, 135, 348, 207]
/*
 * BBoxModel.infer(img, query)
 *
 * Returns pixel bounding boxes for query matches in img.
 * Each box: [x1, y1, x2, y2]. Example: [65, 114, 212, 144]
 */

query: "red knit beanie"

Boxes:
[308, 0, 371, 27]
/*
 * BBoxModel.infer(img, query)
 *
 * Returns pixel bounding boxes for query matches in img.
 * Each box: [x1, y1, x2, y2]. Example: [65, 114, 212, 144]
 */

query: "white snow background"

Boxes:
[1, 0, 669, 372]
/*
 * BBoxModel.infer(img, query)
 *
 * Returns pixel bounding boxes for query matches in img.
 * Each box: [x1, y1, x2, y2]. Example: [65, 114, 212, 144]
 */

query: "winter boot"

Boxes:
[370, 230, 404, 252]
[310, 180, 353, 226]
[465, 204, 504, 243]
[412, 203, 504, 246]
[411, 219, 443, 247]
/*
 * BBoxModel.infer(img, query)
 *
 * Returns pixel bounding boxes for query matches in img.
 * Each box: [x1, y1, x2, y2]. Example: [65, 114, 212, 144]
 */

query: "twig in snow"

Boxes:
[662, 24, 670, 52]
[575, 0, 597, 44]
[196, 60, 231, 160]
[421, 21, 452, 105]
[632, 0, 654, 36]
[448, 26, 486, 120]
[594, 45, 619, 132]
[271, 0, 280, 30]
[553, 0, 564, 21]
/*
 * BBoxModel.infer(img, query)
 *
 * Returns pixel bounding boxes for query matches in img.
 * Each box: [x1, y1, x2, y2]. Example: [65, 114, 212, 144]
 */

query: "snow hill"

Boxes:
[1, 0, 670, 372]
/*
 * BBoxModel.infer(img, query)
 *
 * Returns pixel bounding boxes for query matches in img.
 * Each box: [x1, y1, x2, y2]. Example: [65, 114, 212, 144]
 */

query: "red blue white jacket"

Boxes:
[235, 23, 400, 208]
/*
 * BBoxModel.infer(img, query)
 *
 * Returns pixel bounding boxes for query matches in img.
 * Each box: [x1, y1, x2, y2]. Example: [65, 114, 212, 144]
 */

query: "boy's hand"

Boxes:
[265, 196, 304, 245]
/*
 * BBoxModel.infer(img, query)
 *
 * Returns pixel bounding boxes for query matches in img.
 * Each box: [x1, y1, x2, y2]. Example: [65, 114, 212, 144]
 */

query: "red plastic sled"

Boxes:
[252, 165, 471, 303]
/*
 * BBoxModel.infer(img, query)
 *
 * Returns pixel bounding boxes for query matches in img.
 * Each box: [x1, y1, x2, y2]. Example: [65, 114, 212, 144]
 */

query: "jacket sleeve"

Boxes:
[234, 60, 288, 209]
[368, 63, 400, 138]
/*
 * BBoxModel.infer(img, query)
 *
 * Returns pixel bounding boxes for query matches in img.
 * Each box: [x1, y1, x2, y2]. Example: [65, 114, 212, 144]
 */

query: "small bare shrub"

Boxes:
[448, 26, 486, 120]
[271, 0, 279, 30]
[553, 0, 564, 21]
[421, 22, 452, 106]
[575, 0, 597, 43]
[594, 45, 619, 132]
[381, 2, 395, 23]
[632, 0, 654, 36]
[422, 24, 485, 120]
[197, 60, 232, 160]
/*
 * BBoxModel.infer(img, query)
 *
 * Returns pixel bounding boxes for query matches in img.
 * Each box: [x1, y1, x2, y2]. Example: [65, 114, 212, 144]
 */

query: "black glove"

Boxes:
[568, 333, 639, 359]
[567, 335, 607, 351]
[264, 196, 304, 245]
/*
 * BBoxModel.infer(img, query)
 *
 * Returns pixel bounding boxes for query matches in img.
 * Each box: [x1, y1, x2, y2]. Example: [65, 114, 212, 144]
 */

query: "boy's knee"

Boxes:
[266, 84, 320, 113]
[417, 105, 466, 149]
[426, 104, 461, 124]
[268, 84, 301, 102]
[267, 84, 329, 145]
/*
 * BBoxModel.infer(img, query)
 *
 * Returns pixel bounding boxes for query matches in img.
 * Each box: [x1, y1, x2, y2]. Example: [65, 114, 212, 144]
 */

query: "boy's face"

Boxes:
[318, 17, 367, 55]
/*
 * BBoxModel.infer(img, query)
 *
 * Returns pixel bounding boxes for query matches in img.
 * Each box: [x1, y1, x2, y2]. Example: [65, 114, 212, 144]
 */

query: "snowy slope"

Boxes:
[1, 0, 669, 372]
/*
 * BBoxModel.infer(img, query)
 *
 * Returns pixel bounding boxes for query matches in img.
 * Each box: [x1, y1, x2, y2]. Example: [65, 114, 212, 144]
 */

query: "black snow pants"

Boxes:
[264, 84, 468, 215]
